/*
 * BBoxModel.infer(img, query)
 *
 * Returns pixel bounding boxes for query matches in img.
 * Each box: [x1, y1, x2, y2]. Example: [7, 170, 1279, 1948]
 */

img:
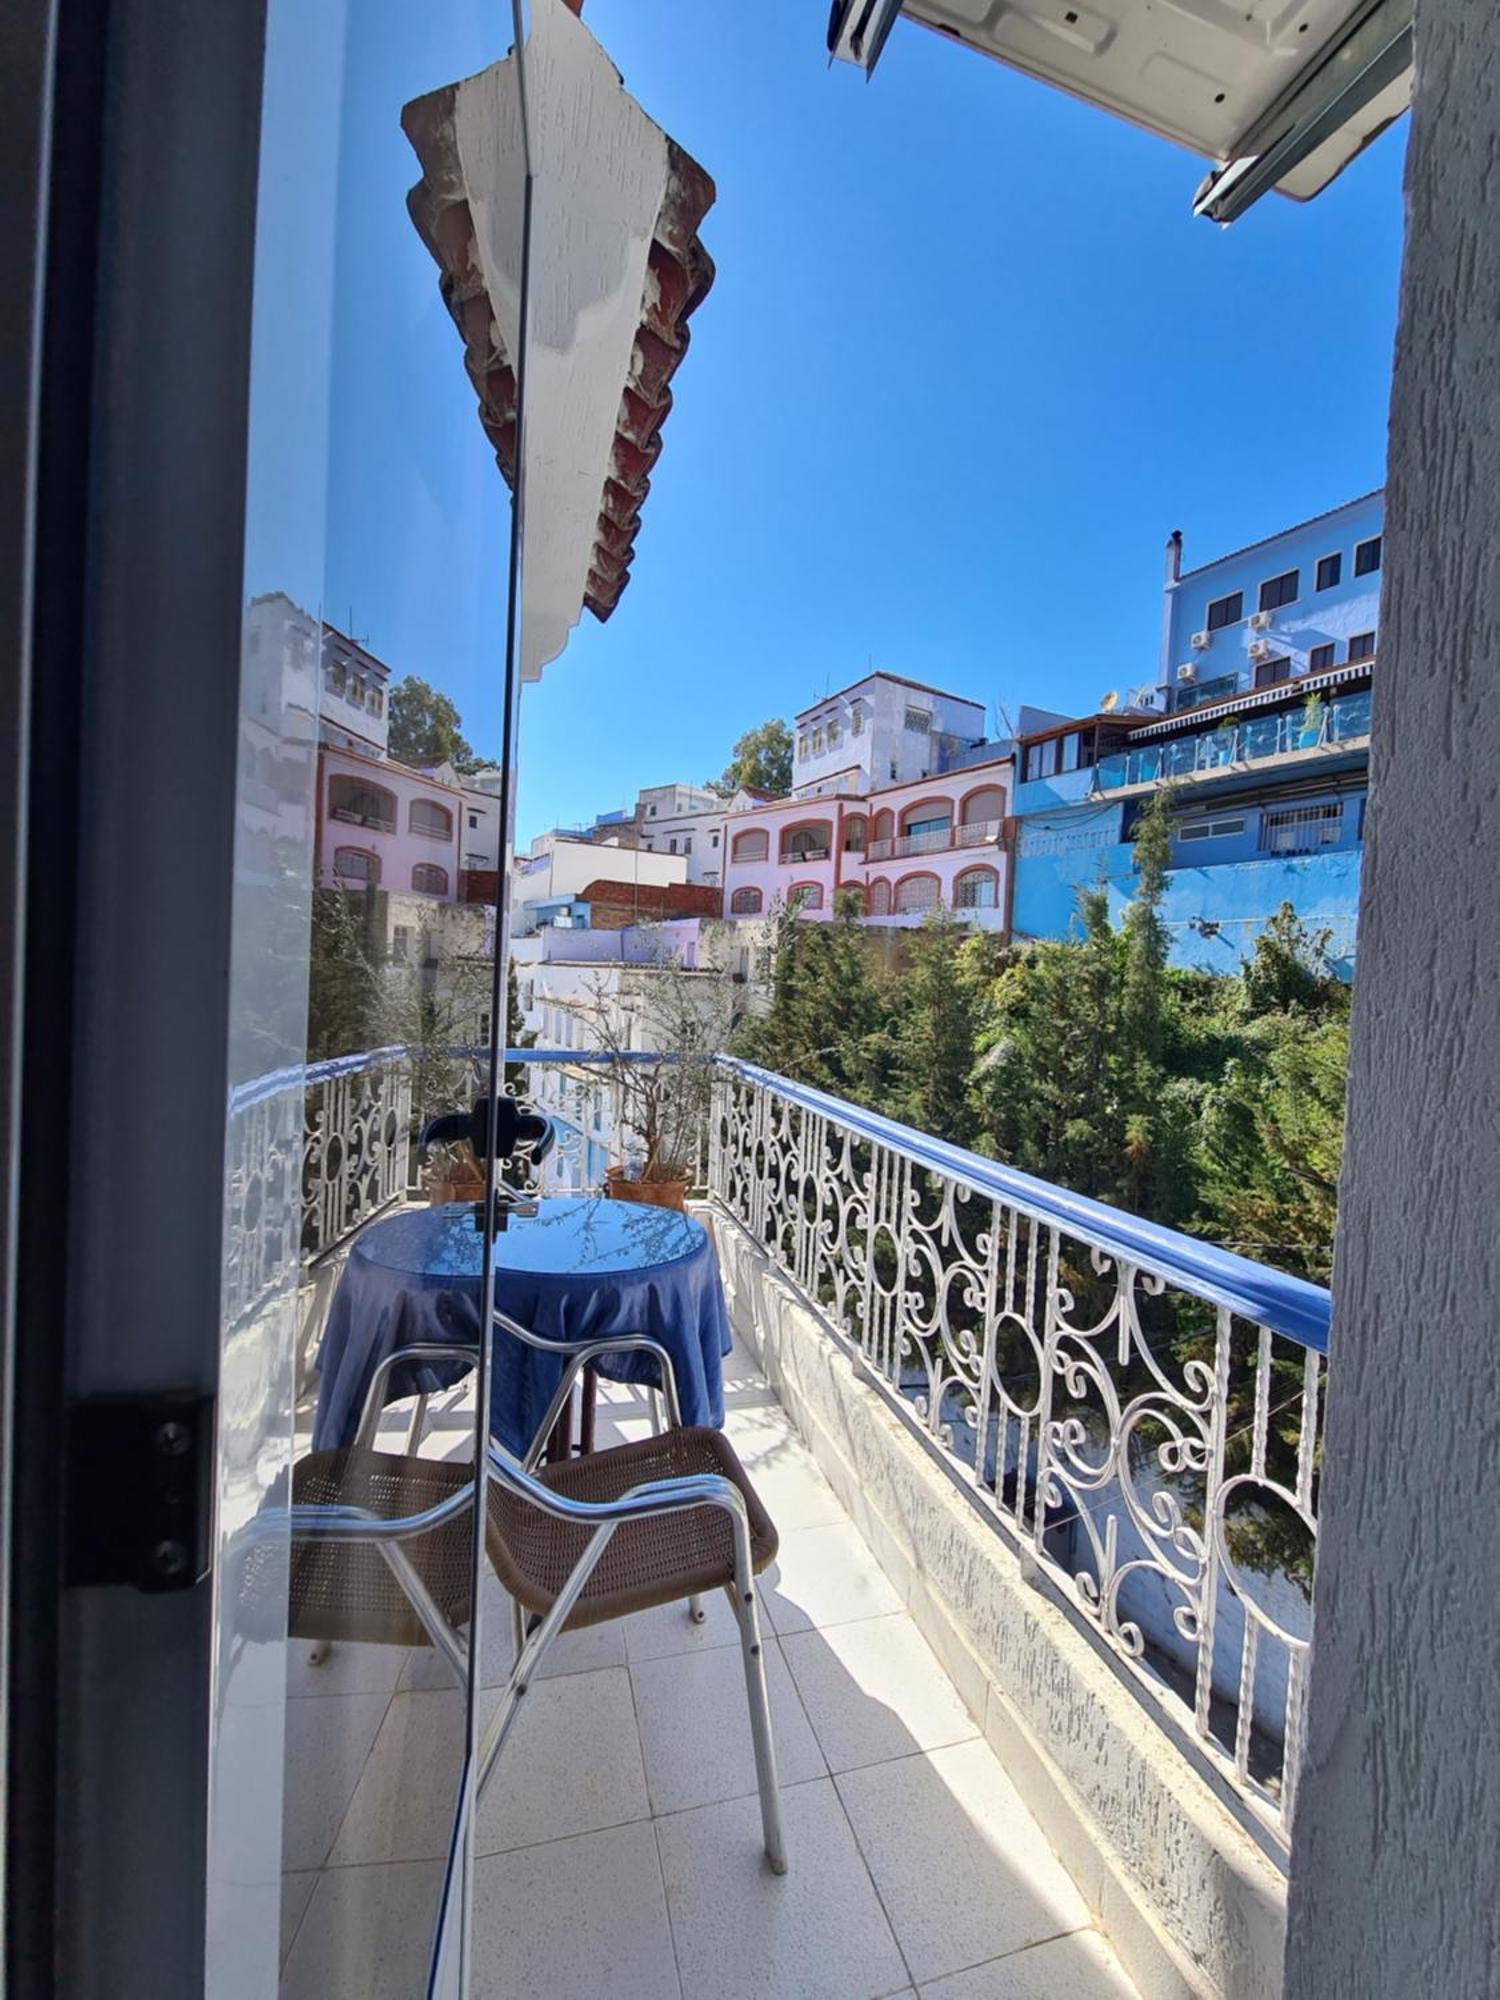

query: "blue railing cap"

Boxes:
[716, 1056, 1331, 1353]
[234, 1041, 1331, 1353]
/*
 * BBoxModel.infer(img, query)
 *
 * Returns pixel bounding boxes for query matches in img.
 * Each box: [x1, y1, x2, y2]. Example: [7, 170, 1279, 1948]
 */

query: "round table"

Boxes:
[312, 1197, 733, 1457]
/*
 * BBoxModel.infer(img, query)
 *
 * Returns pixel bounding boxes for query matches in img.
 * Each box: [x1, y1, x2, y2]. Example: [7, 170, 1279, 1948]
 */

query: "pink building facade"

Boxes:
[316, 742, 465, 902]
[721, 757, 1013, 930]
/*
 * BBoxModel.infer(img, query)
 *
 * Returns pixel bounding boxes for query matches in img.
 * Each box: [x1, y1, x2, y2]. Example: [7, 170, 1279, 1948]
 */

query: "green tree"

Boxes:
[710, 718, 793, 799]
[388, 676, 478, 772]
[734, 891, 889, 1102]
[882, 914, 999, 1146]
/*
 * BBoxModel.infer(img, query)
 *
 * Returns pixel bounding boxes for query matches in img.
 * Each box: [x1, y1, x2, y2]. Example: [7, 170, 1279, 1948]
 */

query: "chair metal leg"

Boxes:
[404, 1392, 430, 1454]
[647, 1387, 706, 1624]
[729, 1536, 786, 1874]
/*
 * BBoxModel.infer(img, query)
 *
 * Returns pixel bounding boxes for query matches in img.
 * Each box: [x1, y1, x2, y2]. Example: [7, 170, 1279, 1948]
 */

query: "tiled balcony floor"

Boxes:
[280, 1352, 1140, 1999]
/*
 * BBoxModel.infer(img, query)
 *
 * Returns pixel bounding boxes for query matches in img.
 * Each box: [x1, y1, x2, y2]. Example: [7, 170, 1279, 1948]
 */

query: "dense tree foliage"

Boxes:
[709, 718, 794, 800]
[387, 676, 481, 773]
[737, 794, 1351, 1282]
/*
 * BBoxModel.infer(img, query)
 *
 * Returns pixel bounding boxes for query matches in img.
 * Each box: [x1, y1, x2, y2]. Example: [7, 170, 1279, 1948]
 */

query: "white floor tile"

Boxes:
[281, 1690, 392, 1872]
[286, 1637, 407, 1701]
[477, 1665, 649, 1855]
[329, 1668, 649, 1866]
[280, 1858, 445, 2000]
[730, 1428, 846, 1532]
[917, 1928, 1138, 1999]
[761, 1522, 906, 1635]
[471, 1821, 681, 2000]
[781, 1615, 980, 1773]
[836, 1743, 1092, 1986]
[656, 1777, 910, 2000]
[396, 1575, 628, 1694]
[622, 1584, 745, 1661]
[280, 1871, 317, 1968]
[323, 1688, 468, 1867]
[632, 1637, 825, 1814]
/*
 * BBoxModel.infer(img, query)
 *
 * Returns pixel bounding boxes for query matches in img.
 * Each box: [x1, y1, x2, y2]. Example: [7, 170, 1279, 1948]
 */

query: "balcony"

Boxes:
[1094, 687, 1372, 793]
[867, 818, 1006, 863]
[273, 1047, 1315, 1996]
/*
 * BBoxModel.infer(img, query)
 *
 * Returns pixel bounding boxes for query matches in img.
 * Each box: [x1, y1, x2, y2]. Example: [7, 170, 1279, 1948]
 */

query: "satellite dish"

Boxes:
[1098, 690, 1120, 714]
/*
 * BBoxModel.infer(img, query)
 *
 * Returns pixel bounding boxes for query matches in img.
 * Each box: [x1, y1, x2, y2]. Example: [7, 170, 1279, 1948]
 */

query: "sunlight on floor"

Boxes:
[279, 1357, 1140, 1998]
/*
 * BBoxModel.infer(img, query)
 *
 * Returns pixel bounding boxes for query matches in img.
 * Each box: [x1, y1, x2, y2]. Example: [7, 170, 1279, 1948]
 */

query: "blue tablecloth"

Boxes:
[312, 1198, 732, 1456]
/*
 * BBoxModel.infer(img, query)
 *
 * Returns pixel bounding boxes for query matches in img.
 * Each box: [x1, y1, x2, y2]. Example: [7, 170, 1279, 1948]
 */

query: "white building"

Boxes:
[634, 781, 773, 887]
[792, 673, 988, 799]
[318, 619, 391, 757]
[513, 917, 755, 1187]
[512, 830, 690, 933]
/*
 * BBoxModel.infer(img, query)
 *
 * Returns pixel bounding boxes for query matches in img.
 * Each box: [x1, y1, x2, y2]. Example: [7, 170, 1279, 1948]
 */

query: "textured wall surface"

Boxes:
[1283, 5, 1500, 1994]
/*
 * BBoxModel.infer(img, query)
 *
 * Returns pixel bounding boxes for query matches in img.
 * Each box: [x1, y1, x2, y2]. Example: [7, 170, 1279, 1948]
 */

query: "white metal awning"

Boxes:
[829, 0, 1411, 222]
[1127, 660, 1371, 739]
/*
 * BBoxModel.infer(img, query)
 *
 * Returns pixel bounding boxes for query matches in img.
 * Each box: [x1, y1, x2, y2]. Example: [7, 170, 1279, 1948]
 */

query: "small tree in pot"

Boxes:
[570, 927, 749, 1210]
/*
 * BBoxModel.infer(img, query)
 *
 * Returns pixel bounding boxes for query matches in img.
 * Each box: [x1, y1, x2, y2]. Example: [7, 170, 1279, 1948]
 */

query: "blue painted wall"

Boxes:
[1163, 490, 1384, 701]
[1013, 828, 1362, 976]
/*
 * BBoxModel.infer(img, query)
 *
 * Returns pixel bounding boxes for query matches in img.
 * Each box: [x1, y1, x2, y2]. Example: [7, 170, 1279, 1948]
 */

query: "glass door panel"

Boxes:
[206, 4, 526, 1995]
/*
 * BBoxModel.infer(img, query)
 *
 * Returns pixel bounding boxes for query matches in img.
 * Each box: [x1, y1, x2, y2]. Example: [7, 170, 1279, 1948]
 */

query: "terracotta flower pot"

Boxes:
[604, 1167, 690, 1212]
[426, 1171, 486, 1206]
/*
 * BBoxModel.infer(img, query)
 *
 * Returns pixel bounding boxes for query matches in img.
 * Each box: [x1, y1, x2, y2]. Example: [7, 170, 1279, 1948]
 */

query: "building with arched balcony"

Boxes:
[317, 741, 463, 905]
[718, 750, 1014, 933]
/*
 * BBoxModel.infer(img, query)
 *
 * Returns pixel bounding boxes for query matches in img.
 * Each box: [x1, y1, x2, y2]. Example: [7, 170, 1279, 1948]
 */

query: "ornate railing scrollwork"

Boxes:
[708, 1057, 1328, 1844]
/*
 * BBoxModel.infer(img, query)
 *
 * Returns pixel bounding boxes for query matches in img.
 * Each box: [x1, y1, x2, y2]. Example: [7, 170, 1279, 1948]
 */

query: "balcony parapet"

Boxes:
[867, 818, 1007, 863]
[269, 1041, 1326, 1848]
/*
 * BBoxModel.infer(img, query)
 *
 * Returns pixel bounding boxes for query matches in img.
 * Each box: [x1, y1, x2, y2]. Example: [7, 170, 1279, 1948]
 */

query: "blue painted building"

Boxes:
[1011, 492, 1383, 975]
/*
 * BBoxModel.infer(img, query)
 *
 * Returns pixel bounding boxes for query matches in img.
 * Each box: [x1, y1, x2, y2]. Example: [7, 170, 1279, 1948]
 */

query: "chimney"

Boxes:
[1165, 529, 1183, 585]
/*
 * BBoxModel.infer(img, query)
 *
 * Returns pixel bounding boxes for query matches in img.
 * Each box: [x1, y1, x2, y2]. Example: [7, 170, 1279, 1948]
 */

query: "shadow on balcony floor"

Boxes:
[278, 1357, 1140, 1999]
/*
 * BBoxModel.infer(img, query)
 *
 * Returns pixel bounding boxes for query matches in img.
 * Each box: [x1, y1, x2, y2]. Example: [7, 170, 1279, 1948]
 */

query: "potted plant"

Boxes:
[1212, 713, 1243, 765]
[1297, 690, 1326, 748]
[422, 1136, 487, 1206]
[572, 927, 749, 1212]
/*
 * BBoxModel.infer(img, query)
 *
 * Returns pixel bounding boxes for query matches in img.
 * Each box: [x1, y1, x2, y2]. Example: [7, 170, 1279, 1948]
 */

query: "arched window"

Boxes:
[843, 814, 867, 853]
[731, 827, 768, 862]
[334, 847, 380, 885]
[954, 866, 998, 910]
[329, 774, 396, 830]
[867, 878, 892, 916]
[900, 796, 953, 839]
[779, 821, 832, 863]
[960, 784, 1006, 827]
[730, 886, 763, 915]
[409, 798, 453, 839]
[871, 809, 895, 844]
[789, 882, 824, 912]
[894, 873, 940, 914]
[412, 862, 449, 896]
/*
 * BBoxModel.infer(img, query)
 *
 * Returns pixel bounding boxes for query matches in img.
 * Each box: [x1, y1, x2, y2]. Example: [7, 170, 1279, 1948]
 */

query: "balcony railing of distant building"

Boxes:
[1093, 687, 1372, 794]
[263, 1038, 1327, 1851]
[866, 816, 1009, 863]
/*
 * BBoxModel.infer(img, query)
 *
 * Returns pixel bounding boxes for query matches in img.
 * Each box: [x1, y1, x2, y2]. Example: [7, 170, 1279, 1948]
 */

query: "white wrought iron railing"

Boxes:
[269, 1040, 1329, 1844]
[867, 817, 1006, 863]
[708, 1057, 1329, 1846]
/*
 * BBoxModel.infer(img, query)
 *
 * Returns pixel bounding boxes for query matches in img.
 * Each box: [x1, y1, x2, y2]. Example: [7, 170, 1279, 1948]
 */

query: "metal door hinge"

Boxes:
[65, 1393, 214, 1591]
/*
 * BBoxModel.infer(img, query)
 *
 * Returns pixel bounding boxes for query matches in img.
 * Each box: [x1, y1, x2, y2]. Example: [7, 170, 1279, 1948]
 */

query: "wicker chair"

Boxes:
[244, 1328, 786, 1873]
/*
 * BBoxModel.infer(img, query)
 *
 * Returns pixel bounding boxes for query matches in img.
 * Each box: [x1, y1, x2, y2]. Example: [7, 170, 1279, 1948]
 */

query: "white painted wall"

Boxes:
[794, 674, 987, 798]
[636, 803, 727, 883]
[1284, 8, 1500, 1994]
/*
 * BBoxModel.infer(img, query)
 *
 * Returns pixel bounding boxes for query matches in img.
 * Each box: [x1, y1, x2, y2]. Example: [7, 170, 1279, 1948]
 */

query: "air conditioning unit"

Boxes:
[1249, 609, 1274, 631]
[1248, 639, 1274, 663]
[1176, 662, 1198, 684]
[1190, 630, 1212, 651]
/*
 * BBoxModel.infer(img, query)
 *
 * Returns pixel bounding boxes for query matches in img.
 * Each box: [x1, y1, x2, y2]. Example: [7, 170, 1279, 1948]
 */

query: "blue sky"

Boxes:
[311, 0, 1408, 845]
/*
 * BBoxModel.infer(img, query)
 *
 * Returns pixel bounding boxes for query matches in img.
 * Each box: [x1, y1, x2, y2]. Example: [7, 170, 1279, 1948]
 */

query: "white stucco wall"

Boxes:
[1283, 8, 1500, 1994]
